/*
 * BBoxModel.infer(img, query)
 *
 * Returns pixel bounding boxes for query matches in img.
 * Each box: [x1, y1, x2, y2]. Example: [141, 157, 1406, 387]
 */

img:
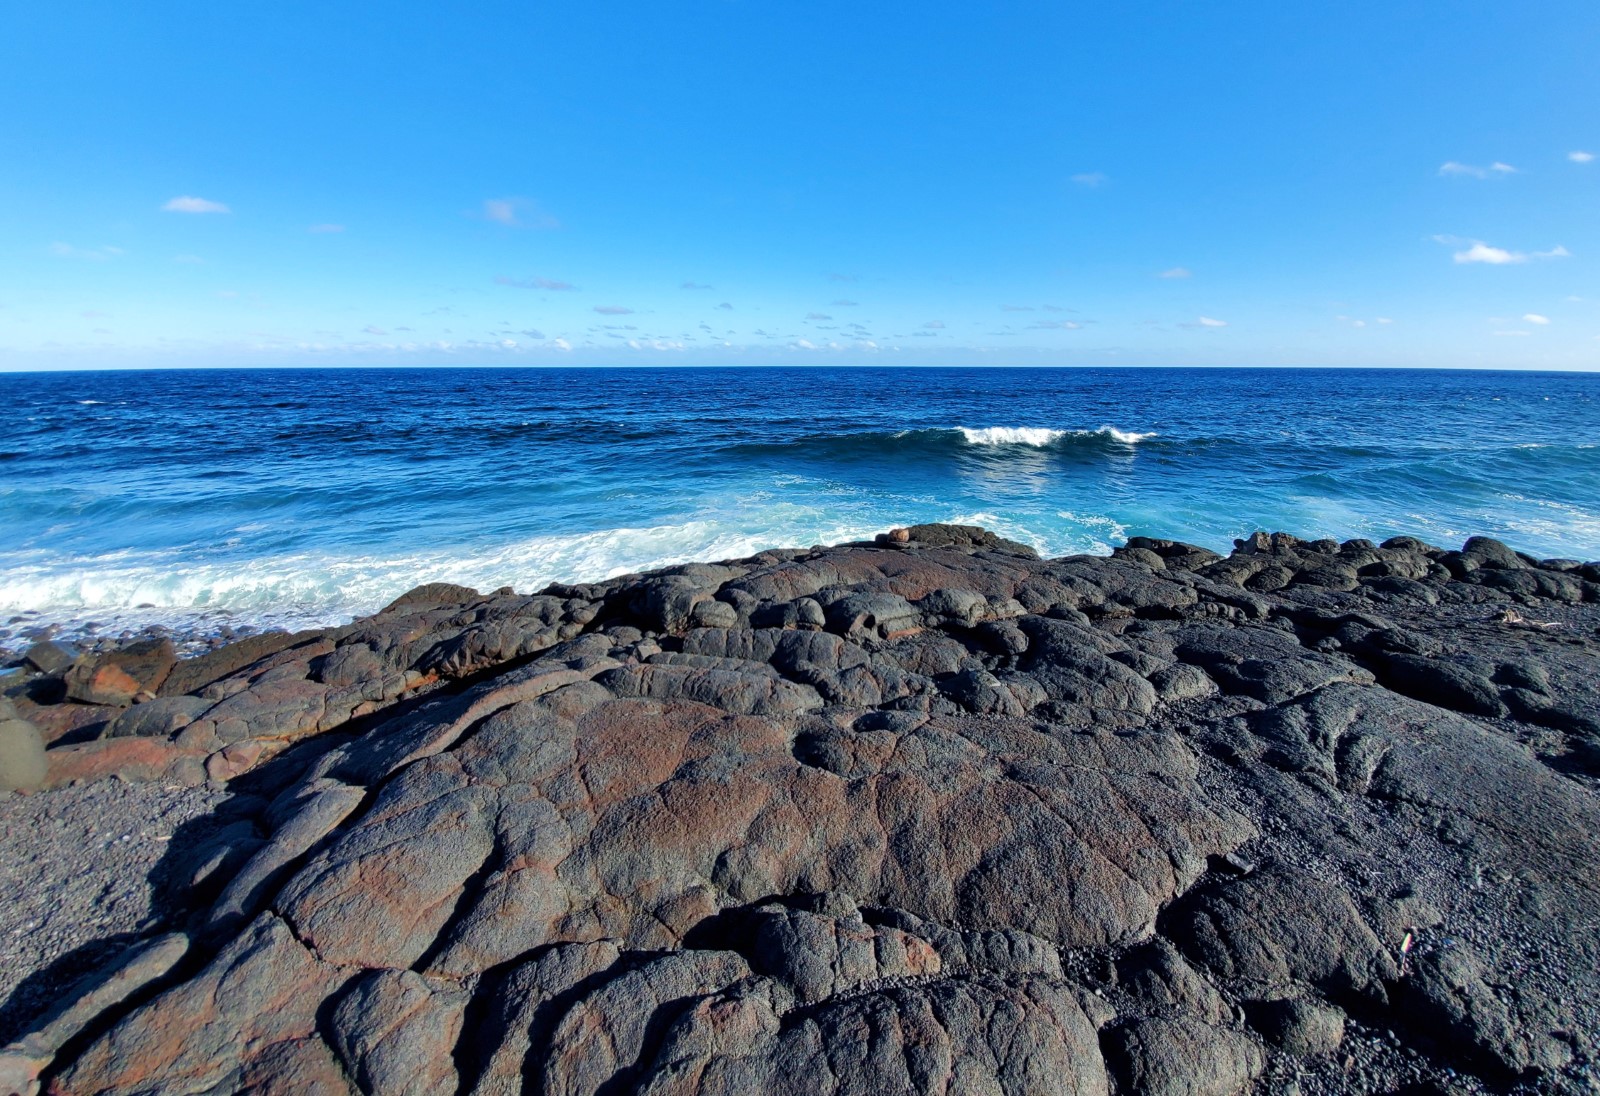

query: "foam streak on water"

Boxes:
[1, 366, 1596, 646]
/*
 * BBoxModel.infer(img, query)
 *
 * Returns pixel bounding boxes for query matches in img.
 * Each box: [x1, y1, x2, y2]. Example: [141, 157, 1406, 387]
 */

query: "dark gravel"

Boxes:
[0, 778, 229, 1045]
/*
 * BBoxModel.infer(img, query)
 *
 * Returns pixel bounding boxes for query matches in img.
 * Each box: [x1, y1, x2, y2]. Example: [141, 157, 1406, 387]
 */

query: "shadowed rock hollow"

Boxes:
[4, 524, 1599, 1095]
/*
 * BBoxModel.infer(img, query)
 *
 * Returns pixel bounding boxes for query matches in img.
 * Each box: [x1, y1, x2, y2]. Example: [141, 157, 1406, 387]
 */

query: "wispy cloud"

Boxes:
[1000, 305, 1035, 312]
[1438, 161, 1517, 179]
[481, 198, 559, 229]
[681, 281, 712, 289]
[1524, 313, 1551, 325]
[1157, 267, 1191, 279]
[1070, 172, 1108, 187]
[826, 273, 856, 283]
[50, 242, 124, 261]
[830, 299, 858, 307]
[163, 195, 230, 214]
[1183, 316, 1228, 328]
[716, 302, 734, 310]
[805, 312, 831, 321]
[308, 223, 345, 233]
[1029, 320, 1082, 330]
[922, 320, 945, 329]
[1569, 151, 1595, 164]
[495, 275, 577, 291]
[363, 325, 387, 335]
[1494, 330, 1531, 337]
[593, 305, 634, 315]
[1435, 236, 1571, 264]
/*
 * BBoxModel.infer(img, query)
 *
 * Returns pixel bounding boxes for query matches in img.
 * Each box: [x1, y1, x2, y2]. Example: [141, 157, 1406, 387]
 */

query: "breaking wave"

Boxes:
[955, 425, 1155, 447]
[729, 425, 1157, 461]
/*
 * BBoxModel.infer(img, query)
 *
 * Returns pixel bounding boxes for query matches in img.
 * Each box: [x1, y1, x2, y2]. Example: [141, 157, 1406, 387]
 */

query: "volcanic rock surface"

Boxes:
[4, 524, 1600, 1095]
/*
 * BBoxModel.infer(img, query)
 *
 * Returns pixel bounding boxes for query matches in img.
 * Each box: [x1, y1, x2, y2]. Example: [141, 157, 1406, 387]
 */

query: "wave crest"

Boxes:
[956, 425, 1154, 447]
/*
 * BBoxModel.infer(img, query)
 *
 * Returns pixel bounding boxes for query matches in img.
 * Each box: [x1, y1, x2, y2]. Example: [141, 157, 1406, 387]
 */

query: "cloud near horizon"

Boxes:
[162, 196, 230, 214]
[593, 305, 634, 315]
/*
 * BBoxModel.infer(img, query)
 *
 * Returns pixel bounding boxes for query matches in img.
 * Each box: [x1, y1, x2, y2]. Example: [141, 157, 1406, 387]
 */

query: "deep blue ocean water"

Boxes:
[2, 366, 1597, 644]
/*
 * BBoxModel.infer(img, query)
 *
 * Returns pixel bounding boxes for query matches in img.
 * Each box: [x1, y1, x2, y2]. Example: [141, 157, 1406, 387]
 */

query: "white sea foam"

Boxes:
[76, 399, 104, 405]
[956, 425, 1155, 447]
[0, 514, 889, 644]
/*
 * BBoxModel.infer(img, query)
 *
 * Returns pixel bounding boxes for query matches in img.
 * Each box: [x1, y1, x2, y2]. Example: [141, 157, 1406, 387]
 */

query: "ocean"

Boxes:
[2, 366, 1597, 647]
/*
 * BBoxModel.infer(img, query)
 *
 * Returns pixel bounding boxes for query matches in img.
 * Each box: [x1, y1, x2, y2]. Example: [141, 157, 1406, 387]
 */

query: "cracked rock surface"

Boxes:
[5, 524, 1600, 1095]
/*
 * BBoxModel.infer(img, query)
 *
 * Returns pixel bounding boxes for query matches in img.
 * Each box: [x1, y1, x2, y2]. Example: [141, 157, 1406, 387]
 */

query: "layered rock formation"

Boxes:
[3, 525, 1599, 1094]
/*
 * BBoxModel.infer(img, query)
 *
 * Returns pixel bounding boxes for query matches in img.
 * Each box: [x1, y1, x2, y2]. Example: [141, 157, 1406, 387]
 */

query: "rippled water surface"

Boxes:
[2, 366, 1597, 638]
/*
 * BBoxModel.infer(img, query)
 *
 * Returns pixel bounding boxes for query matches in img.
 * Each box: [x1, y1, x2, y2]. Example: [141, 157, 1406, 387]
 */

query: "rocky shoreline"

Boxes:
[2, 524, 1598, 1095]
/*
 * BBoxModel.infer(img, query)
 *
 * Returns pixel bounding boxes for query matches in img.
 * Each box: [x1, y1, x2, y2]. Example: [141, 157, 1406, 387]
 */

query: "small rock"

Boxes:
[1244, 995, 1347, 1056]
[0, 718, 49, 792]
[23, 641, 78, 677]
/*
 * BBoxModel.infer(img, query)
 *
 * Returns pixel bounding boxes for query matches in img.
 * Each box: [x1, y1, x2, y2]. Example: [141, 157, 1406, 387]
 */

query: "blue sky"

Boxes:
[2, 1, 1597, 370]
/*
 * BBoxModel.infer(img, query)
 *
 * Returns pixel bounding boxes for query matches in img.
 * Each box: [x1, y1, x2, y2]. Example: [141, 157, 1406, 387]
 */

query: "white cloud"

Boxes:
[793, 338, 816, 349]
[163, 196, 230, 214]
[1523, 313, 1551, 325]
[496, 275, 577, 291]
[1157, 267, 1191, 279]
[1376, 317, 1394, 324]
[50, 242, 123, 260]
[1570, 151, 1595, 164]
[1438, 161, 1516, 179]
[553, 338, 572, 351]
[922, 320, 945, 329]
[363, 325, 387, 335]
[308, 223, 345, 233]
[1198, 316, 1227, 327]
[1437, 236, 1572, 265]
[1070, 172, 1108, 187]
[1457, 242, 1520, 264]
[481, 198, 559, 229]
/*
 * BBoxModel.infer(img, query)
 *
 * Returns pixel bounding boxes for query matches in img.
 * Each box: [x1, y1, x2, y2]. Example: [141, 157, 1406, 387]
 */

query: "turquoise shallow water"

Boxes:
[2, 366, 1597, 640]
